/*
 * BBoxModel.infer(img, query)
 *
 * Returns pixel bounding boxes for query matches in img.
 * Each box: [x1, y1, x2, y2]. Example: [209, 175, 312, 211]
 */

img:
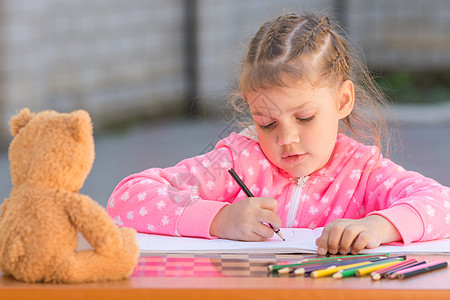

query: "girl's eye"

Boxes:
[297, 115, 315, 122]
[259, 122, 276, 130]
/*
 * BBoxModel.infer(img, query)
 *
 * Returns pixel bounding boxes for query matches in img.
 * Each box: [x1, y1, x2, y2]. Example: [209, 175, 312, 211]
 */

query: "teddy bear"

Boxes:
[0, 108, 139, 283]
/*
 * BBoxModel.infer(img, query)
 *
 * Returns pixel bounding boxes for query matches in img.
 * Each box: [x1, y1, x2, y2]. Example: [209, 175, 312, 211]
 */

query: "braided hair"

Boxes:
[232, 13, 393, 154]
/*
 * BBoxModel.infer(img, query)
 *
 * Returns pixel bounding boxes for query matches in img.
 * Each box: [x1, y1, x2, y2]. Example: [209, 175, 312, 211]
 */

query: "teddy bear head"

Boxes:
[8, 108, 95, 192]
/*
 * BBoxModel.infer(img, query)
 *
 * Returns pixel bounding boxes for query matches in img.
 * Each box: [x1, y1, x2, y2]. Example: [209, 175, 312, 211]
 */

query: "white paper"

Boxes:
[137, 228, 450, 254]
[137, 227, 322, 254]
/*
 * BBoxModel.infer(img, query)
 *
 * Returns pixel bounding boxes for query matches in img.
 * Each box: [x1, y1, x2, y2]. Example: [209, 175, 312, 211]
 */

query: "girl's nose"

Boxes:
[277, 126, 300, 145]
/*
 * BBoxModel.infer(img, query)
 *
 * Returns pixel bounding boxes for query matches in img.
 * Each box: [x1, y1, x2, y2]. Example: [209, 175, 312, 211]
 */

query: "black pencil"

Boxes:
[395, 261, 448, 279]
[228, 168, 285, 241]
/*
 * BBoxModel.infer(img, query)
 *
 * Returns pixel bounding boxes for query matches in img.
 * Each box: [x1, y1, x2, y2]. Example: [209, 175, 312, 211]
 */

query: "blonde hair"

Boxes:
[230, 13, 394, 154]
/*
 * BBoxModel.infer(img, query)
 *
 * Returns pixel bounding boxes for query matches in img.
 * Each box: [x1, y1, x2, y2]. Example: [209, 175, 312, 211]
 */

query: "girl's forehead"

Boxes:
[245, 83, 335, 116]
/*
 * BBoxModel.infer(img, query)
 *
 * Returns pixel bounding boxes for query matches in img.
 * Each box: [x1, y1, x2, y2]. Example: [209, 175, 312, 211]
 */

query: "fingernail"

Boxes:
[318, 248, 326, 255]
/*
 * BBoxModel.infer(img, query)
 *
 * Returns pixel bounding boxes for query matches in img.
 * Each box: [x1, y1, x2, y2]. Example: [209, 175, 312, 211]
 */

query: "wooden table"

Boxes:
[1, 254, 449, 300]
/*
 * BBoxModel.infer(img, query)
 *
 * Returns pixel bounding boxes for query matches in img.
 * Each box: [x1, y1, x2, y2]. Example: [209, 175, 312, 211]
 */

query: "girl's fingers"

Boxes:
[253, 221, 277, 239]
[326, 223, 348, 254]
[350, 231, 371, 254]
[256, 197, 278, 211]
[316, 226, 331, 255]
[257, 209, 282, 230]
[339, 224, 363, 255]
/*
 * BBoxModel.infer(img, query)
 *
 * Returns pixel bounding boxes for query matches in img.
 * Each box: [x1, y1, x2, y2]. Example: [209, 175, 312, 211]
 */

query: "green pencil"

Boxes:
[332, 256, 406, 279]
[268, 254, 389, 272]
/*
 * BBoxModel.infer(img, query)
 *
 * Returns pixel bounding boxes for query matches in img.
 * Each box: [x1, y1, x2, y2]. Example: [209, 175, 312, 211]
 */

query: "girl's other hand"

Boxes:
[315, 215, 402, 255]
[209, 197, 282, 241]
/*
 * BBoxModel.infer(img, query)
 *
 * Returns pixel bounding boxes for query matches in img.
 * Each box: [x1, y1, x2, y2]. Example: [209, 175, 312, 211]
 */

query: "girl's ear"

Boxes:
[337, 80, 354, 119]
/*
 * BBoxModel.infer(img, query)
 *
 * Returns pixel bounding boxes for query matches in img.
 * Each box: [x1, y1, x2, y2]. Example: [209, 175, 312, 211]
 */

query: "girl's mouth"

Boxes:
[282, 153, 307, 164]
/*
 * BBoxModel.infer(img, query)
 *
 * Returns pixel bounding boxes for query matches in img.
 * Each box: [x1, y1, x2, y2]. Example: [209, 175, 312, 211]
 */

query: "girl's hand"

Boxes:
[210, 197, 282, 241]
[315, 215, 402, 255]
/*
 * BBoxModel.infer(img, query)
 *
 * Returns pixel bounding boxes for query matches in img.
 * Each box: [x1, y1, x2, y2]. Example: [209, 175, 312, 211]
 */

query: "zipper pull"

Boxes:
[297, 176, 309, 187]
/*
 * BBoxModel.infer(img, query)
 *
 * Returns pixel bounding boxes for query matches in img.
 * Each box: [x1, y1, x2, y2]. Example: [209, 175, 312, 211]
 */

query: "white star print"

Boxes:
[121, 192, 129, 201]
[333, 207, 343, 215]
[250, 184, 260, 194]
[426, 205, 435, 217]
[384, 178, 396, 189]
[308, 222, 316, 229]
[127, 211, 134, 219]
[444, 201, 450, 209]
[140, 179, 154, 185]
[139, 207, 148, 216]
[259, 159, 270, 170]
[114, 216, 123, 226]
[309, 206, 318, 215]
[202, 160, 210, 168]
[157, 187, 168, 196]
[350, 170, 360, 180]
[320, 196, 329, 204]
[206, 181, 215, 190]
[221, 159, 231, 169]
[138, 192, 147, 201]
[157, 200, 166, 210]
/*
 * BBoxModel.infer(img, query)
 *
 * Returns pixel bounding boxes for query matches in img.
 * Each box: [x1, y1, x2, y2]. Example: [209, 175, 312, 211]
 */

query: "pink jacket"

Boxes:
[107, 130, 450, 244]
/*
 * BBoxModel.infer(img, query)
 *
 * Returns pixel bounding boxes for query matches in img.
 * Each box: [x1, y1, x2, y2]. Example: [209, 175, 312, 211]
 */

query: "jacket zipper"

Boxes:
[285, 176, 309, 227]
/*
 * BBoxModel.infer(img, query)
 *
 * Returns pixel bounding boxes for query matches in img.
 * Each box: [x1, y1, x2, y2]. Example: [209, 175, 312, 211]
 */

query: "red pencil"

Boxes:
[371, 258, 418, 281]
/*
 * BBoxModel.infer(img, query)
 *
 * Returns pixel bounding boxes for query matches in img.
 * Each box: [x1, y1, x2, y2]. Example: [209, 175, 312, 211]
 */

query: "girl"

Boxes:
[107, 13, 450, 255]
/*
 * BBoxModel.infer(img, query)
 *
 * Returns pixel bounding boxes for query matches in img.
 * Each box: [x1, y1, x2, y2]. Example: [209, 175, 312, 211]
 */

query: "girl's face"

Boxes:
[245, 80, 354, 178]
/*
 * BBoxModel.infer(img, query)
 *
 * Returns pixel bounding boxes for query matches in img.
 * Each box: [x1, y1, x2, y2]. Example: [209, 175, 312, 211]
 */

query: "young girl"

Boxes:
[107, 13, 450, 255]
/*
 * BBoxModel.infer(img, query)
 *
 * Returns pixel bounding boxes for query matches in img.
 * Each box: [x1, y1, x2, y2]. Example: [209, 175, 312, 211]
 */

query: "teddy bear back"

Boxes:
[8, 109, 95, 192]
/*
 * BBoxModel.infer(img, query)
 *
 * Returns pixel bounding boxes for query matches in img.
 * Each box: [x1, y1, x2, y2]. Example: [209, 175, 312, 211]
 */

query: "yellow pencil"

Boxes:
[356, 260, 406, 277]
[310, 261, 372, 278]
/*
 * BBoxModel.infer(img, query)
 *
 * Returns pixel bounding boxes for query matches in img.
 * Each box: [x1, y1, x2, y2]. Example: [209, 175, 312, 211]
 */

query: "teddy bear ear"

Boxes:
[9, 108, 34, 136]
[69, 109, 93, 141]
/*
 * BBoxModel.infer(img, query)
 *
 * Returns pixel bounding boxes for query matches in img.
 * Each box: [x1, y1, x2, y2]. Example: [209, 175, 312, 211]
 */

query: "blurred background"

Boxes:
[0, 0, 449, 207]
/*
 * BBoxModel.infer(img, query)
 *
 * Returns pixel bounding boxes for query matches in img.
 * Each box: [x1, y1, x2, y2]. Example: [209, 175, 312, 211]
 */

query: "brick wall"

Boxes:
[347, 0, 450, 70]
[0, 0, 187, 141]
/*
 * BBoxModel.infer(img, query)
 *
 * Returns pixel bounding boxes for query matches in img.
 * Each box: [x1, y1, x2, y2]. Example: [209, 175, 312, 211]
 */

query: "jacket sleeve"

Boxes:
[106, 144, 241, 239]
[362, 153, 450, 245]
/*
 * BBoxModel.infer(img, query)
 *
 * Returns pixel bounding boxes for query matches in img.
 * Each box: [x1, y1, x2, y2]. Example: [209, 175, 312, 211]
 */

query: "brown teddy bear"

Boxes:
[0, 108, 139, 283]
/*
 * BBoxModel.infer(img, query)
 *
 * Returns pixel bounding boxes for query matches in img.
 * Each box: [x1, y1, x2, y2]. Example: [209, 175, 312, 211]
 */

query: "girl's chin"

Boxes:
[282, 167, 313, 179]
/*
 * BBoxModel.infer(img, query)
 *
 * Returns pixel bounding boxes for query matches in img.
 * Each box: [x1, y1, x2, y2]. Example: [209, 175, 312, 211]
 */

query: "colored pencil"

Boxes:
[293, 256, 387, 276]
[268, 254, 387, 272]
[355, 257, 406, 277]
[332, 257, 406, 279]
[228, 168, 285, 241]
[311, 261, 372, 278]
[387, 261, 427, 279]
[301, 253, 390, 263]
[395, 261, 448, 279]
[371, 258, 418, 280]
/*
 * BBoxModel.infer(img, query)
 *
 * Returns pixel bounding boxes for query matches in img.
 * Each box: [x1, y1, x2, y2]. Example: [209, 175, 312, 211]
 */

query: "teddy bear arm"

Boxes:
[65, 193, 124, 254]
